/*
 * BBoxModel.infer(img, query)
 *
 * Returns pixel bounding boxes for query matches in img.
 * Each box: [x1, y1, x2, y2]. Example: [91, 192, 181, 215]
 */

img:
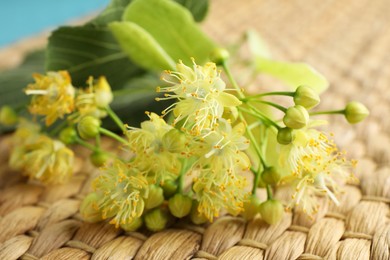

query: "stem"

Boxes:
[238, 106, 280, 129]
[243, 91, 294, 101]
[310, 109, 345, 116]
[177, 159, 188, 194]
[105, 106, 126, 132]
[266, 185, 273, 200]
[222, 62, 245, 99]
[251, 100, 287, 113]
[96, 134, 101, 149]
[251, 165, 262, 195]
[49, 120, 68, 136]
[99, 127, 128, 145]
[75, 137, 97, 151]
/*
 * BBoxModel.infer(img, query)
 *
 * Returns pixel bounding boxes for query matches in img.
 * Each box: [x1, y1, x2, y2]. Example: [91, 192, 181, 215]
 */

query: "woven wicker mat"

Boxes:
[1, 0, 390, 259]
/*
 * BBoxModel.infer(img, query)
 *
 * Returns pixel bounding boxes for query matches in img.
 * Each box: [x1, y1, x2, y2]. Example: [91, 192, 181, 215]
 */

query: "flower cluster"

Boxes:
[1, 53, 369, 232]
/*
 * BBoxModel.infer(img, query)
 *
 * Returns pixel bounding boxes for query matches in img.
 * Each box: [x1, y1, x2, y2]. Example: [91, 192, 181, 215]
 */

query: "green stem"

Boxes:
[250, 100, 287, 113]
[105, 106, 126, 132]
[75, 137, 97, 151]
[251, 165, 262, 195]
[238, 106, 280, 129]
[243, 91, 294, 101]
[266, 185, 273, 200]
[99, 127, 128, 145]
[177, 159, 188, 194]
[310, 109, 345, 116]
[96, 134, 101, 149]
[49, 120, 68, 136]
[222, 62, 245, 99]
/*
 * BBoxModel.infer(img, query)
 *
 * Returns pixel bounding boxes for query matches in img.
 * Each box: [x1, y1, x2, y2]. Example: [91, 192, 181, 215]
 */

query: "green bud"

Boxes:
[277, 127, 293, 145]
[162, 180, 178, 198]
[77, 116, 101, 139]
[59, 127, 78, 144]
[120, 217, 143, 232]
[90, 151, 109, 167]
[80, 193, 103, 223]
[144, 208, 169, 232]
[344, 101, 369, 124]
[241, 196, 261, 220]
[168, 193, 192, 218]
[210, 48, 230, 65]
[283, 105, 309, 129]
[261, 167, 281, 185]
[222, 106, 239, 123]
[259, 199, 284, 225]
[145, 185, 164, 210]
[0, 106, 18, 125]
[190, 201, 208, 225]
[162, 129, 187, 153]
[293, 86, 320, 109]
[257, 176, 267, 188]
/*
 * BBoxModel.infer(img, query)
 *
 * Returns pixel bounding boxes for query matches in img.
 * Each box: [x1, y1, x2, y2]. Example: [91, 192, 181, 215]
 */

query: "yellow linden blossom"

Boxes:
[25, 71, 75, 126]
[158, 60, 241, 135]
[126, 112, 182, 183]
[11, 135, 74, 184]
[280, 127, 356, 216]
[92, 160, 149, 227]
[72, 76, 113, 121]
[193, 170, 248, 222]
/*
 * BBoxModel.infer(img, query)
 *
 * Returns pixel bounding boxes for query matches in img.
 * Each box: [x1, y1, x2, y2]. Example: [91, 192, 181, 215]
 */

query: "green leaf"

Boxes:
[122, 0, 216, 67]
[45, 26, 144, 87]
[255, 58, 329, 93]
[174, 0, 209, 22]
[246, 30, 272, 59]
[87, 0, 133, 27]
[109, 22, 176, 71]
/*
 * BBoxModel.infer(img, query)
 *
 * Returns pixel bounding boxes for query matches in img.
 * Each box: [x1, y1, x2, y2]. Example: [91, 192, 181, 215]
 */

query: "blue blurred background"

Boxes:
[0, 0, 109, 47]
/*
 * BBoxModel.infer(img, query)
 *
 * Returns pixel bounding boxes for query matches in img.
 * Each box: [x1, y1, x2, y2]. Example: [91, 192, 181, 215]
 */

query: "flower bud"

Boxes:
[144, 208, 169, 232]
[261, 167, 281, 185]
[0, 106, 18, 125]
[120, 217, 143, 232]
[344, 101, 369, 124]
[168, 193, 192, 218]
[162, 179, 178, 198]
[277, 127, 293, 145]
[259, 199, 284, 225]
[162, 129, 187, 153]
[293, 86, 320, 109]
[77, 116, 101, 139]
[222, 106, 239, 123]
[80, 193, 103, 223]
[241, 196, 261, 220]
[190, 201, 208, 225]
[90, 151, 109, 167]
[59, 127, 78, 144]
[94, 76, 113, 108]
[145, 185, 164, 210]
[210, 48, 230, 66]
[283, 105, 309, 129]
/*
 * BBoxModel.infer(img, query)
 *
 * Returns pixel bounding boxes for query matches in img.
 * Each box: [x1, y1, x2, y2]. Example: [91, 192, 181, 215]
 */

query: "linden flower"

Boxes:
[25, 71, 75, 126]
[158, 60, 241, 135]
[92, 160, 149, 227]
[13, 135, 74, 184]
[126, 112, 182, 183]
[72, 76, 113, 121]
[193, 170, 248, 222]
[280, 127, 356, 216]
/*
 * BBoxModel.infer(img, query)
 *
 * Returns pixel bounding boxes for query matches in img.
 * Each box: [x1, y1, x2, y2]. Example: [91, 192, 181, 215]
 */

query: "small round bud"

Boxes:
[90, 151, 109, 167]
[95, 76, 113, 108]
[241, 196, 261, 220]
[222, 106, 239, 123]
[277, 127, 293, 145]
[77, 116, 101, 139]
[259, 199, 284, 225]
[162, 180, 178, 198]
[344, 101, 369, 124]
[80, 193, 103, 223]
[0, 106, 18, 125]
[145, 185, 165, 210]
[168, 193, 192, 218]
[293, 86, 320, 109]
[144, 208, 169, 232]
[120, 217, 143, 232]
[162, 129, 187, 153]
[210, 48, 230, 65]
[283, 105, 309, 129]
[59, 127, 78, 144]
[190, 201, 208, 225]
[261, 167, 281, 185]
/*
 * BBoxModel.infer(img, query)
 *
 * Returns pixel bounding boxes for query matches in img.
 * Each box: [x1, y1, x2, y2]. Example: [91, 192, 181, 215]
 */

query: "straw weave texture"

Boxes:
[1, 0, 390, 259]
